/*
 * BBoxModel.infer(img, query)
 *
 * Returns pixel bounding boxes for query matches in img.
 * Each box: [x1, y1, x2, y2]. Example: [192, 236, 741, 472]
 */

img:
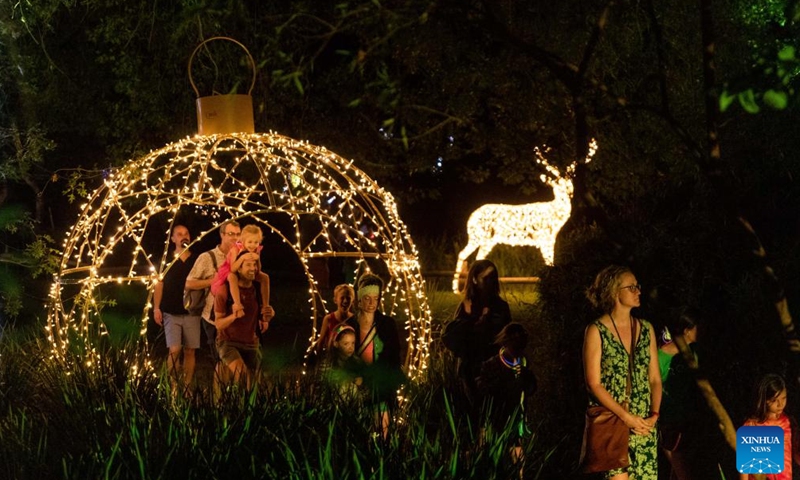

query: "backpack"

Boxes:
[183, 251, 218, 316]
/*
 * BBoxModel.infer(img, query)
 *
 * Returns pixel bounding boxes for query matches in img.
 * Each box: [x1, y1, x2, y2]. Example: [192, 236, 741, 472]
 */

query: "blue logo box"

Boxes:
[737, 425, 784, 475]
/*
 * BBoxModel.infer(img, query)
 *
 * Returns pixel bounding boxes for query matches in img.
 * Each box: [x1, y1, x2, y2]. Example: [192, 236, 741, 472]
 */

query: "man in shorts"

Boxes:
[185, 220, 241, 362]
[214, 254, 273, 388]
[153, 224, 199, 392]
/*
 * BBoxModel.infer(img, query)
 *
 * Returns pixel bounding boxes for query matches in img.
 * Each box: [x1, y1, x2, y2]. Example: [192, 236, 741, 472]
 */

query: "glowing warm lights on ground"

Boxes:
[47, 132, 432, 379]
[452, 140, 598, 292]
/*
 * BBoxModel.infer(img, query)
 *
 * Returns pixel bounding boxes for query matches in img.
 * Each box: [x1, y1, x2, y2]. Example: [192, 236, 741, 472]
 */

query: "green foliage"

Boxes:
[23, 234, 60, 278]
[720, 46, 800, 113]
[0, 207, 59, 317]
[0, 333, 559, 479]
[64, 171, 90, 204]
[0, 125, 55, 181]
[721, 0, 800, 113]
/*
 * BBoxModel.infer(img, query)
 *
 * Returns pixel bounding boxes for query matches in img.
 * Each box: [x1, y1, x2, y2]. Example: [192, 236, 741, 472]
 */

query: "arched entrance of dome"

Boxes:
[47, 132, 431, 379]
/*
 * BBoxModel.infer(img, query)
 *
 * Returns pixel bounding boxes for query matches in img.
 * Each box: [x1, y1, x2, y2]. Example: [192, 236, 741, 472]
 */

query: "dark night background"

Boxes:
[1, 1, 800, 477]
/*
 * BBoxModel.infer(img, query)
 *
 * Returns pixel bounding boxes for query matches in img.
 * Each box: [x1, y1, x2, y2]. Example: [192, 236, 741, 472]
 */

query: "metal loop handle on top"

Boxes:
[188, 37, 256, 98]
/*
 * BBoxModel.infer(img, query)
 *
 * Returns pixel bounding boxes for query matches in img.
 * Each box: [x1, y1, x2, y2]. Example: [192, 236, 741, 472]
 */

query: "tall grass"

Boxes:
[0, 330, 563, 480]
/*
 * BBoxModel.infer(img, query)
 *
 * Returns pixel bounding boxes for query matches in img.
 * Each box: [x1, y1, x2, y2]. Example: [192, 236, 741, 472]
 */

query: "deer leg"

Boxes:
[475, 242, 495, 261]
[539, 239, 555, 265]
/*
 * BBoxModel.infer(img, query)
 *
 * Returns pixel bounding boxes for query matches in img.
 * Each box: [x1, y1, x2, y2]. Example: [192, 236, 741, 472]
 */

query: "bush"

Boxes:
[0, 327, 562, 480]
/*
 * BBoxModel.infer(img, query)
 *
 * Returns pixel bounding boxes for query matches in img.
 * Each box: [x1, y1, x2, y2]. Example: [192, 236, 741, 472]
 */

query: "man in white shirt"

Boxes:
[185, 220, 241, 363]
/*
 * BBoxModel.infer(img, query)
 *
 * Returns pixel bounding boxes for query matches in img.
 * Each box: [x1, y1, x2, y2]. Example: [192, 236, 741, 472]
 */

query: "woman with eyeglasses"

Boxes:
[581, 265, 662, 480]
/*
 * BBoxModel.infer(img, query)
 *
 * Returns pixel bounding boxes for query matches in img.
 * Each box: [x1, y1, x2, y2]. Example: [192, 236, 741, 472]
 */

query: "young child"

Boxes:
[316, 284, 355, 353]
[319, 324, 363, 397]
[211, 224, 273, 323]
[476, 323, 537, 470]
[740, 374, 800, 480]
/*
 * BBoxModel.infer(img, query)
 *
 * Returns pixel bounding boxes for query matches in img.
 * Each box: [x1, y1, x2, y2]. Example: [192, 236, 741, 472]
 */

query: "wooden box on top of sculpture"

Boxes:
[196, 94, 254, 135]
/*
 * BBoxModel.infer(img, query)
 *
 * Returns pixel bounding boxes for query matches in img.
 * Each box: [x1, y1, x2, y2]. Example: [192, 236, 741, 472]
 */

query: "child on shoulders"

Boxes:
[211, 224, 273, 324]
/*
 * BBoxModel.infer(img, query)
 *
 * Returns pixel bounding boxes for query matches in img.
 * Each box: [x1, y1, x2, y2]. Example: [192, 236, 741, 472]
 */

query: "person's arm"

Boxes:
[317, 314, 332, 353]
[153, 281, 164, 325]
[214, 309, 239, 330]
[583, 323, 650, 434]
[185, 276, 213, 290]
[259, 272, 271, 314]
[646, 322, 663, 429]
[213, 288, 237, 330]
[483, 299, 511, 331]
[228, 272, 242, 308]
[229, 246, 245, 273]
[185, 253, 213, 290]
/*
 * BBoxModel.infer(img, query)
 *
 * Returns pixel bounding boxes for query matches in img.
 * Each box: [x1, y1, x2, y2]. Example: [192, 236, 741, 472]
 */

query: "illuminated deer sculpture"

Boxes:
[452, 140, 597, 292]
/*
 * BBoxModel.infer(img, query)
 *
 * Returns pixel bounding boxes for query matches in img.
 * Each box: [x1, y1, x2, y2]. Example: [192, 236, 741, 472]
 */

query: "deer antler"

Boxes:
[535, 147, 561, 181]
[538, 138, 599, 180]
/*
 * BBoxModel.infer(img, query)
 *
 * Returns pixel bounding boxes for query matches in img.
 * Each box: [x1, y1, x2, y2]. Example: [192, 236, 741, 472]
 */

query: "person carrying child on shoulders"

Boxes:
[214, 255, 269, 390]
[211, 224, 275, 325]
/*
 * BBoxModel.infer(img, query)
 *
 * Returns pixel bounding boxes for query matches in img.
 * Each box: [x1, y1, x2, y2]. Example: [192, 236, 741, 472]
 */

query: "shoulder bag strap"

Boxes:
[624, 319, 637, 411]
[357, 323, 377, 357]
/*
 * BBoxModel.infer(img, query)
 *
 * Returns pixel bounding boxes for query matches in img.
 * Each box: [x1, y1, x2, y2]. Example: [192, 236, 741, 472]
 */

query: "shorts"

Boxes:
[217, 340, 261, 372]
[202, 318, 219, 362]
[163, 313, 202, 349]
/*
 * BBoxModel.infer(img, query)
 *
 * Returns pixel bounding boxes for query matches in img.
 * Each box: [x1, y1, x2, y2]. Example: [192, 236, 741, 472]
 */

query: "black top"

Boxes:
[445, 296, 512, 381]
[161, 253, 197, 315]
[346, 311, 405, 402]
[476, 354, 537, 431]
[661, 343, 701, 425]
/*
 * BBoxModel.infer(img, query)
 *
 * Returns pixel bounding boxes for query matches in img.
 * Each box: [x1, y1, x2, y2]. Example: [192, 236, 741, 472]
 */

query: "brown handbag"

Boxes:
[579, 318, 637, 473]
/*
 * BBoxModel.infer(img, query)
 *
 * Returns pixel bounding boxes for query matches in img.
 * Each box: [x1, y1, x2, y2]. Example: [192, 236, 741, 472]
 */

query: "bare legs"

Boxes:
[167, 346, 196, 396]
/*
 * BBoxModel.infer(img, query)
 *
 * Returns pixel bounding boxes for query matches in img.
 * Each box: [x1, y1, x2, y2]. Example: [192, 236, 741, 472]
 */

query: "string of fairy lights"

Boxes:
[452, 139, 597, 292]
[47, 132, 433, 380]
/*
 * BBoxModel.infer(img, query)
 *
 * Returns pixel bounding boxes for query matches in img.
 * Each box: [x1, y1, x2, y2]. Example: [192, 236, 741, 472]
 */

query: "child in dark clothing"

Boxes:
[476, 322, 537, 471]
[319, 324, 363, 398]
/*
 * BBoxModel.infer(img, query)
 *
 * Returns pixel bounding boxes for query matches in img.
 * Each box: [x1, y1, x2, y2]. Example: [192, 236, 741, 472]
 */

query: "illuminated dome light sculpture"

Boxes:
[452, 140, 597, 293]
[46, 38, 432, 380]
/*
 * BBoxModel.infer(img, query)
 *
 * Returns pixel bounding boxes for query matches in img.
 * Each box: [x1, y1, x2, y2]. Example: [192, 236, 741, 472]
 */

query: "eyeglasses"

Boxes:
[619, 284, 642, 293]
[224, 231, 241, 237]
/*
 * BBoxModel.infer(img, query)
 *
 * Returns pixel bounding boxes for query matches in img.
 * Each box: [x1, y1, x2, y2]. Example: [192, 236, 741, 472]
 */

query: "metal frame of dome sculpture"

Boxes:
[46, 131, 433, 379]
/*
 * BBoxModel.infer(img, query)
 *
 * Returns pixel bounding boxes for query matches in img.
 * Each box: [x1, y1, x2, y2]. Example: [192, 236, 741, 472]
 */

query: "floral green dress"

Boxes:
[589, 319, 658, 479]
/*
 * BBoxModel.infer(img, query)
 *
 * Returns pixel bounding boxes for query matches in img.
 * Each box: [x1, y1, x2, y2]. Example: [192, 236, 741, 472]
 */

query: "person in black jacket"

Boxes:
[443, 259, 512, 427]
[346, 273, 405, 439]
